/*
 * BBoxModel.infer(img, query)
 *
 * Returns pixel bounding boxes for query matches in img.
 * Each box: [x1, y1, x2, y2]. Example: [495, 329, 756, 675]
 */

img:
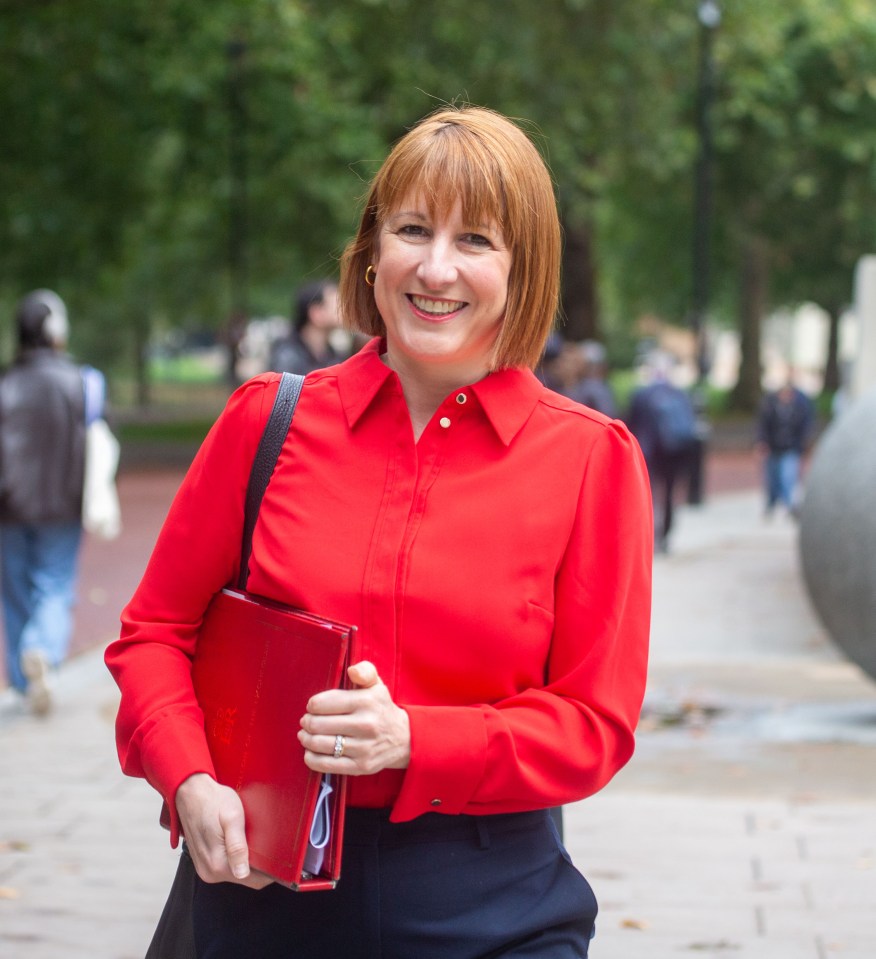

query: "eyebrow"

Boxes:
[386, 210, 428, 223]
[387, 210, 498, 232]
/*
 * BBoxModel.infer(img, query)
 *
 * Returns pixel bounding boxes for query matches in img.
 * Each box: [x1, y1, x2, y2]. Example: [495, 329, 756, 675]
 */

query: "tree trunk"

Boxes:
[822, 304, 841, 395]
[560, 220, 599, 342]
[133, 309, 152, 409]
[731, 234, 769, 412]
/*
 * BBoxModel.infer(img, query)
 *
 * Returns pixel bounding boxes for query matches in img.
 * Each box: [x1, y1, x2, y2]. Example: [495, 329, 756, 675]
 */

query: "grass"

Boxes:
[116, 418, 215, 445]
[149, 352, 227, 385]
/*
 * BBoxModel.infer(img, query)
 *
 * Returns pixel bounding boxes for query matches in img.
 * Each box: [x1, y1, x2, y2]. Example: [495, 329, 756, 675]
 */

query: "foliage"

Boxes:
[0, 0, 874, 403]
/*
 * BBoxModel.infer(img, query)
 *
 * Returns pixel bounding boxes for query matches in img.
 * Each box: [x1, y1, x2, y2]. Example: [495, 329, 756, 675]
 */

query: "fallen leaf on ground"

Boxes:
[687, 940, 740, 952]
[0, 840, 30, 853]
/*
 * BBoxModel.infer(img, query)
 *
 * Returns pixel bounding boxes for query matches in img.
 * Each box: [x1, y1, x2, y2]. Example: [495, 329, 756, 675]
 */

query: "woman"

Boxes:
[107, 106, 652, 958]
[268, 279, 345, 375]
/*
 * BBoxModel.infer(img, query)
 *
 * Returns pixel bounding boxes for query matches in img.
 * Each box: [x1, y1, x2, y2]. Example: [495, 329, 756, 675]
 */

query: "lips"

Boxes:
[408, 294, 466, 317]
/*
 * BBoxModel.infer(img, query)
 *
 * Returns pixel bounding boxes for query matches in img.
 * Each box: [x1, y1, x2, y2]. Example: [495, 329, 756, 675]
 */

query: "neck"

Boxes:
[382, 350, 489, 442]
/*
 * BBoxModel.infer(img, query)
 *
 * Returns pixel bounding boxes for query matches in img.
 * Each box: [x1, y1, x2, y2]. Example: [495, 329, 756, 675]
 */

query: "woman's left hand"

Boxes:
[298, 661, 411, 774]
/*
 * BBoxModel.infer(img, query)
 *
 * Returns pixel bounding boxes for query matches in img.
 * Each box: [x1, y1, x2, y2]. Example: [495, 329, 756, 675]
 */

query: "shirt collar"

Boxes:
[336, 338, 398, 428]
[336, 337, 544, 446]
[469, 366, 544, 446]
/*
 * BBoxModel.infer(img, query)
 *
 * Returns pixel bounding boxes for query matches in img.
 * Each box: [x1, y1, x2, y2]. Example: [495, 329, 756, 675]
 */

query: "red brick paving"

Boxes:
[704, 449, 761, 497]
[71, 468, 184, 660]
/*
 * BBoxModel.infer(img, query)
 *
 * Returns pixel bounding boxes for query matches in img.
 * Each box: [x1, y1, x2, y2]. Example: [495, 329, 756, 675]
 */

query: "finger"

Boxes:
[302, 747, 359, 775]
[348, 660, 380, 688]
[219, 809, 250, 881]
[297, 725, 354, 759]
[304, 663, 382, 716]
[305, 681, 390, 718]
[224, 843, 249, 881]
[303, 688, 360, 717]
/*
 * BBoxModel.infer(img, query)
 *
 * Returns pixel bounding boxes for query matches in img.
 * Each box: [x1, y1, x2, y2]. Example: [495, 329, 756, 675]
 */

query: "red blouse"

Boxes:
[107, 339, 652, 843]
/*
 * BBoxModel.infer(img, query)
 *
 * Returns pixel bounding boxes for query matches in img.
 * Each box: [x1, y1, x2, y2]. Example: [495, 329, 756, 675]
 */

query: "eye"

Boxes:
[461, 233, 493, 248]
[396, 223, 429, 239]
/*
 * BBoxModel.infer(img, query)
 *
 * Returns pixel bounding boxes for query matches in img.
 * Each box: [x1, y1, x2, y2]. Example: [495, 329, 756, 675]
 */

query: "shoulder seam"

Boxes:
[536, 393, 615, 428]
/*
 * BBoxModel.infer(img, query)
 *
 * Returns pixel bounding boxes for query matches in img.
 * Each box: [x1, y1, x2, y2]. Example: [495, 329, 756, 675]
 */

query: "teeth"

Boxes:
[411, 295, 465, 315]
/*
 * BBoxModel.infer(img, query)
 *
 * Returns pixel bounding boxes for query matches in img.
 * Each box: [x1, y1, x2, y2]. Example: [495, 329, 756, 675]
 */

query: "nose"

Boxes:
[416, 236, 458, 289]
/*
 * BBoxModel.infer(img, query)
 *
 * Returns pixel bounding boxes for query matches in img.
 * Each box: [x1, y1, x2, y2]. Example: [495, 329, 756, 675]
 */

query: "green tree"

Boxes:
[713, 0, 876, 408]
[2, 0, 874, 409]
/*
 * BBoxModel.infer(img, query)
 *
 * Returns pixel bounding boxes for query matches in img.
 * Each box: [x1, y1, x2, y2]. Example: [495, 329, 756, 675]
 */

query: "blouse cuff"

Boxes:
[389, 704, 487, 822]
[140, 715, 216, 847]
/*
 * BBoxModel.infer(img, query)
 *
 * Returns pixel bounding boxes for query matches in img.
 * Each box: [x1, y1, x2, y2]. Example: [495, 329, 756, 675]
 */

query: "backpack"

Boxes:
[651, 384, 698, 453]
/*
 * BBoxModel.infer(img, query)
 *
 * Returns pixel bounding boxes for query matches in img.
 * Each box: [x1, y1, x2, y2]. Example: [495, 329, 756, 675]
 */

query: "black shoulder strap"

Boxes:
[237, 373, 305, 590]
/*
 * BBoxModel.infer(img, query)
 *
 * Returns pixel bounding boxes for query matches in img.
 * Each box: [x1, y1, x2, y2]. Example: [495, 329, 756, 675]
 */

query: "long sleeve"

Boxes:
[391, 421, 653, 820]
[105, 375, 280, 843]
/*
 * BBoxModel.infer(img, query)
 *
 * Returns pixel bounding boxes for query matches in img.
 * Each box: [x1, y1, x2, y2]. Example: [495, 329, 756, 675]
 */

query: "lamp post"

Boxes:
[688, 0, 720, 505]
[226, 38, 249, 385]
[691, 0, 720, 384]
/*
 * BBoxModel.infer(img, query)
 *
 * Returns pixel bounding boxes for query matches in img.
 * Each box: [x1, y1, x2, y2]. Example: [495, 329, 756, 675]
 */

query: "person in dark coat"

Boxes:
[0, 290, 105, 714]
[755, 371, 815, 517]
[268, 280, 344, 375]
[627, 352, 698, 553]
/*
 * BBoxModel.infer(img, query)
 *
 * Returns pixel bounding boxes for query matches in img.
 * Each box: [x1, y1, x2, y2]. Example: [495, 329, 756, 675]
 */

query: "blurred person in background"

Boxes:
[627, 351, 698, 553]
[0, 290, 106, 715]
[269, 279, 346, 375]
[534, 329, 563, 390]
[755, 367, 816, 519]
[552, 339, 618, 417]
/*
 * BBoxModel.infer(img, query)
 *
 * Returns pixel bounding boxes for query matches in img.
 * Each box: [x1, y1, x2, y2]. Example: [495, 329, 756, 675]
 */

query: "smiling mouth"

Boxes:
[408, 294, 466, 317]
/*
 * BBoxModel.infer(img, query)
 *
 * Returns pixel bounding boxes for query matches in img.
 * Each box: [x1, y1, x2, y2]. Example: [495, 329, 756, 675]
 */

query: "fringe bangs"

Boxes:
[375, 125, 509, 235]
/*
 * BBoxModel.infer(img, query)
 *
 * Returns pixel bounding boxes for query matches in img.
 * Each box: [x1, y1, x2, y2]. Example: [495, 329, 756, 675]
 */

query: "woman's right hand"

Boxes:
[174, 773, 273, 889]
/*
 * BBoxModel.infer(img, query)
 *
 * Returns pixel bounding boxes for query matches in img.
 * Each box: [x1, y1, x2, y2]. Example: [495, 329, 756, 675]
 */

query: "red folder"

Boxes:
[166, 588, 357, 891]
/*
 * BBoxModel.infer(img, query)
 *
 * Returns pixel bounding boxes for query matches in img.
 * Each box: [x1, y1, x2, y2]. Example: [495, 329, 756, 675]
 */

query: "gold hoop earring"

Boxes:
[364, 265, 376, 287]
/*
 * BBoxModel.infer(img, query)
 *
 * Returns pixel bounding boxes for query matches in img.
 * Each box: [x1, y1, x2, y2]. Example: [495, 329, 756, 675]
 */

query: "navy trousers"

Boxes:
[193, 808, 597, 958]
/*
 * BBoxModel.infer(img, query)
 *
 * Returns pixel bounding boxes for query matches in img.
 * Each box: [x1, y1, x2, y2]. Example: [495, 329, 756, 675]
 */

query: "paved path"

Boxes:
[577, 495, 876, 959]
[1, 466, 875, 958]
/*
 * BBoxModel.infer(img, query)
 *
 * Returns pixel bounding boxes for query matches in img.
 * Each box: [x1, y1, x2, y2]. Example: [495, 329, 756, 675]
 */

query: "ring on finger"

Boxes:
[333, 734, 346, 759]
